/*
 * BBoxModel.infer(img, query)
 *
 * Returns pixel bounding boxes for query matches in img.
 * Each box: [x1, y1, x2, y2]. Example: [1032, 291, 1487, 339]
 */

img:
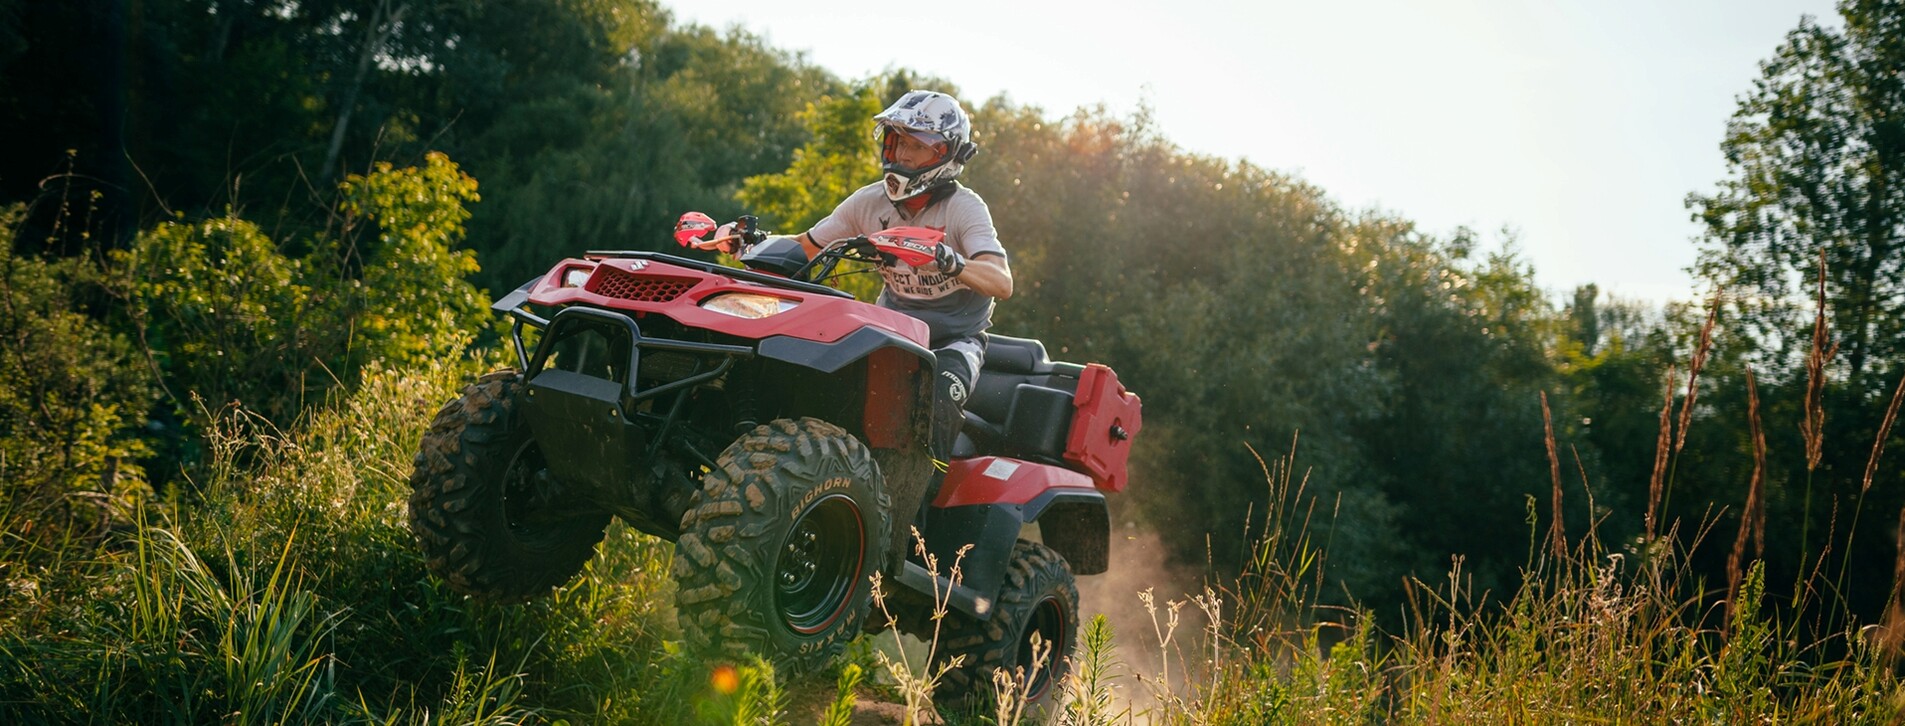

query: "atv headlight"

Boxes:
[700, 292, 799, 319]
[562, 266, 592, 288]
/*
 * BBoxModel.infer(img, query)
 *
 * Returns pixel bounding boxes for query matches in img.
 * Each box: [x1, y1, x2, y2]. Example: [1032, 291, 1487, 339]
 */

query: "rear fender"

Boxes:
[903, 459, 1108, 619]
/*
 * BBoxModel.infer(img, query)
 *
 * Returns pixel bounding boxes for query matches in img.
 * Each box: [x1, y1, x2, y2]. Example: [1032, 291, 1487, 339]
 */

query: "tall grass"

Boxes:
[1008, 294, 1905, 724]
[0, 358, 789, 724]
[8, 320, 1905, 723]
[1018, 458, 1904, 724]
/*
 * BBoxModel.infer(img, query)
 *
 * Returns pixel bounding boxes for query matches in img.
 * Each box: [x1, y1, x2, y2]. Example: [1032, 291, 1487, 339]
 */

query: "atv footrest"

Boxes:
[896, 560, 994, 621]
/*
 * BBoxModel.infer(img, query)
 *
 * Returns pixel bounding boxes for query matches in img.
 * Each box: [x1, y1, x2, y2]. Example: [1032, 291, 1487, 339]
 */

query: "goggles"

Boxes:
[879, 125, 951, 169]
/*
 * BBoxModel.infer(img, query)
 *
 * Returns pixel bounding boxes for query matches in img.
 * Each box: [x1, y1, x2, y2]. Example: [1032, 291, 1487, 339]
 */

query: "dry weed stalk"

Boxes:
[1802, 250, 1839, 471]
[1194, 586, 1223, 685]
[1542, 391, 1565, 559]
[988, 633, 1050, 726]
[1139, 587, 1187, 715]
[1570, 444, 1602, 548]
[1863, 372, 1905, 494]
[868, 527, 971, 725]
[1648, 365, 1677, 540]
[1727, 367, 1768, 610]
[1676, 290, 1721, 454]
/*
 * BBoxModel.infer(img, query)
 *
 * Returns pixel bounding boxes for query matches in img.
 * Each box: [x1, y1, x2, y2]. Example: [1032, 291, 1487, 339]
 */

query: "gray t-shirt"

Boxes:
[806, 182, 1007, 346]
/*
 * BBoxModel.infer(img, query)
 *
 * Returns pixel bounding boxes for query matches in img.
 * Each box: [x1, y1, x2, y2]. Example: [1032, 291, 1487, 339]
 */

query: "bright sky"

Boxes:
[671, 0, 1841, 305]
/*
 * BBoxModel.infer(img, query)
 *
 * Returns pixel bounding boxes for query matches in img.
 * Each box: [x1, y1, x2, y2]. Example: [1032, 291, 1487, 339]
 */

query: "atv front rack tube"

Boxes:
[528, 306, 755, 403]
[491, 276, 760, 389]
[523, 306, 757, 471]
[493, 278, 548, 371]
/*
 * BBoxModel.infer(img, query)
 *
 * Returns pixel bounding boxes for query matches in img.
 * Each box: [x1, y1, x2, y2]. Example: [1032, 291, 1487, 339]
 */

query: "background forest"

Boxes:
[5, 0, 1905, 722]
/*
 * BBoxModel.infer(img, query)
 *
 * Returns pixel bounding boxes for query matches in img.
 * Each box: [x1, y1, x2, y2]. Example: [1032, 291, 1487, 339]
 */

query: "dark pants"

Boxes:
[929, 335, 985, 463]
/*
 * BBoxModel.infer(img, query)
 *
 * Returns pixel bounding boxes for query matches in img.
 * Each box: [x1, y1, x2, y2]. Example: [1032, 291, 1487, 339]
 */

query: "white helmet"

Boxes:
[873, 90, 978, 201]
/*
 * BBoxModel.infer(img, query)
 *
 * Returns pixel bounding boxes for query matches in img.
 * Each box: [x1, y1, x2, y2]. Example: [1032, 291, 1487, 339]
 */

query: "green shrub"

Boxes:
[116, 152, 488, 435]
[0, 203, 151, 567]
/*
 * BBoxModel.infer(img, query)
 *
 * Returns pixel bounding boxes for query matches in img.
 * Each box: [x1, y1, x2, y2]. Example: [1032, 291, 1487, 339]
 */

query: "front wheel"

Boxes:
[408, 370, 612, 603]
[672, 418, 891, 675]
[932, 540, 1079, 717]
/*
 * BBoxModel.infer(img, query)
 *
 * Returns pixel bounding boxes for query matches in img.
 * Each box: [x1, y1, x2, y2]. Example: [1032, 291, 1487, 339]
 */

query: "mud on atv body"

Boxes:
[408, 235, 1141, 691]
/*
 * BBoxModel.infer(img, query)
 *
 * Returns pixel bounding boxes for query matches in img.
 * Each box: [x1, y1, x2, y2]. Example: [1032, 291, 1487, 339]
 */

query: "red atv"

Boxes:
[407, 214, 1141, 704]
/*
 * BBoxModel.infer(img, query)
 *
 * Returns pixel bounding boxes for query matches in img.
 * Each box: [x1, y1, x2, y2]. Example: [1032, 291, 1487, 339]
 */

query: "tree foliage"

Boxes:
[1691, 0, 1905, 385]
[736, 88, 885, 235]
[1683, 0, 1905, 623]
[958, 104, 1596, 599]
[34, 0, 1905, 627]
[3, 0, 837, 292]
[338, 152, 486, 370]
[117, 154, 487, 441]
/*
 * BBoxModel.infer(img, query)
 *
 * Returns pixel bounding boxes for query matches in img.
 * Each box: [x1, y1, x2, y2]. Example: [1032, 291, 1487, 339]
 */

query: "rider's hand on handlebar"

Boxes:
[675, 212, 757, 255]
[686, 223, 742, 254]
[927, 243, 966, 277]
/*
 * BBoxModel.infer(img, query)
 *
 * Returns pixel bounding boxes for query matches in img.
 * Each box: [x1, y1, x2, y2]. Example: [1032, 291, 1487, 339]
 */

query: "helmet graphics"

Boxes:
[873, 90, 978, 201]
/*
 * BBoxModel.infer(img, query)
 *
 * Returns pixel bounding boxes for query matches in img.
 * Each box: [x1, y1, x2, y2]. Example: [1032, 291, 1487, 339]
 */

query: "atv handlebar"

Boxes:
[796, 226, 947, 281]
[670, 211, 947, 288]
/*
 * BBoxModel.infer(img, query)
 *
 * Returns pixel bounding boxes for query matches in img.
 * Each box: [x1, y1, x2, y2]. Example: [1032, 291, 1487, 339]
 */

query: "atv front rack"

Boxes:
[528, 306, 756, 402]
[492, 250, 856, 373]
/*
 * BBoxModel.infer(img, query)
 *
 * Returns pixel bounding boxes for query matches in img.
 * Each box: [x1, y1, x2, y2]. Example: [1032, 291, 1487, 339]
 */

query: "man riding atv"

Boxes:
[687, 89, 1009, 470]
[410, 89, 1139, 715]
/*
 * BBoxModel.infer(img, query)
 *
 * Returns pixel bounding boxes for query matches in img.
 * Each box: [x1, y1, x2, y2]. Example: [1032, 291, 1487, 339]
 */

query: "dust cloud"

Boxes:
[1065, 519, 1219, 709]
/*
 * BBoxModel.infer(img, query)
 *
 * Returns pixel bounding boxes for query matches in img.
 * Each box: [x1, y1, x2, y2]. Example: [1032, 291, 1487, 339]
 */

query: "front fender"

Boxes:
[758, 329, 934, 451]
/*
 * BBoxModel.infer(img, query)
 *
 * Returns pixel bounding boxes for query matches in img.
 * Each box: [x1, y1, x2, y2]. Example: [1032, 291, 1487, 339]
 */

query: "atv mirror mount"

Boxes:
[734, 215, 767, 248]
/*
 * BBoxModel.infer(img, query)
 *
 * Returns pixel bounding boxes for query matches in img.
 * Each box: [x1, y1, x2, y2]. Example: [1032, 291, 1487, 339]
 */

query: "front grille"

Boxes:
[639, 351, 701, 384]
[590, 267, 696, 303]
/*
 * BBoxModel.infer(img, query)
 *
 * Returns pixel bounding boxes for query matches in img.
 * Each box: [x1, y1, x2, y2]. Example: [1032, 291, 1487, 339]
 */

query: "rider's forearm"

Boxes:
[792, 232, 821, 259]
[957, 256, 1014, 300]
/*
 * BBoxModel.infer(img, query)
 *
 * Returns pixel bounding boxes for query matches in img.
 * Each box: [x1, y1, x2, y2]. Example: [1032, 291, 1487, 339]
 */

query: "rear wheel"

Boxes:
[408, 370, 611, 603]
[932, 540, 1079, 717]
[672, 418, 891, 674]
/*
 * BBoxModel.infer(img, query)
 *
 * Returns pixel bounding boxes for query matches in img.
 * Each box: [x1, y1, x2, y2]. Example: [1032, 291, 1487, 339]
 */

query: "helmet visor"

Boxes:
[880, 126, 951, 171]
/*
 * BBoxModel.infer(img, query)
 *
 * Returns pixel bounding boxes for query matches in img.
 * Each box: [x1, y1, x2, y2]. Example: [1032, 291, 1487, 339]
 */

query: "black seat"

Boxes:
[955, 334, 1085, 461]
[984, 334, 1054, 375]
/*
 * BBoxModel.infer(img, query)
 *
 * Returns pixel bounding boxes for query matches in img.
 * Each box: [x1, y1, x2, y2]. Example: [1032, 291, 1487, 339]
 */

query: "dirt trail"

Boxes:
[781, 685, 940, 725]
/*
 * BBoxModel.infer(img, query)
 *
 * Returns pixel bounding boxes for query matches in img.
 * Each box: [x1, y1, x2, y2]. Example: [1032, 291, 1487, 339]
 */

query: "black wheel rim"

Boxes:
[501, 442, 568, 551]
[1018, 594, 1070, 700]
[776, 493, 865, 634]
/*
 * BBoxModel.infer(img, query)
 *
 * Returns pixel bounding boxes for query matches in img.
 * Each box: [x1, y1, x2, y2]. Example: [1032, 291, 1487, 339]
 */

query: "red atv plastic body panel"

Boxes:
[932, 456, 1098, 508]
[860, 347, 920, 449]
[523, 257, 930, 347]
[1065, 364, 1142, 493]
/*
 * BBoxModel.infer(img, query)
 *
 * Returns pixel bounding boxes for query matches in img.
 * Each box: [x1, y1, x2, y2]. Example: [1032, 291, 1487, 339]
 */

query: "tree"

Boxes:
[1685, 0, 1905, 626]
[1690, 0, 1905, 387]
[735, 86, 885, 299]
[448, 15, 836, 292]
[116, 153, 486, 430]
[736, 88, 883, 235]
